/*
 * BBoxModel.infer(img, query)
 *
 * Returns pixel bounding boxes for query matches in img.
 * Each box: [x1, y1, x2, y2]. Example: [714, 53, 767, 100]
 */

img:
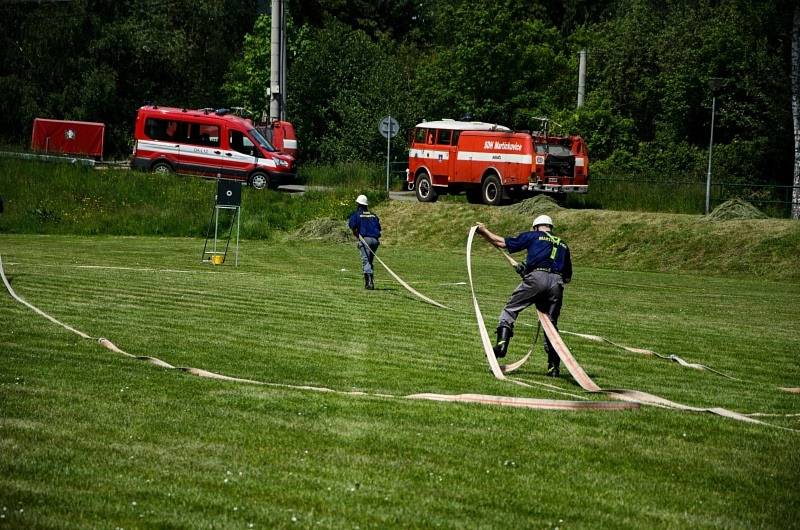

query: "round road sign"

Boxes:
[379, 116, 400, 138]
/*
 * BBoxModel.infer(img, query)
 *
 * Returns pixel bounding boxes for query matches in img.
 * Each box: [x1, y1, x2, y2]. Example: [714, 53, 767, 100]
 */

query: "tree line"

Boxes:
[1, 0, 797, 187]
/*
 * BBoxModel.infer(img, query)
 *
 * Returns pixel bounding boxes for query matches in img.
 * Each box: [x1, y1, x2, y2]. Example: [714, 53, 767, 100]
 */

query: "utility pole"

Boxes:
[577, 50, 587, 108]
[705, 78, 723, 215]
[269, 0, 284, 121]
[280, 0, 287, 121]
[791, 4, 800, 219]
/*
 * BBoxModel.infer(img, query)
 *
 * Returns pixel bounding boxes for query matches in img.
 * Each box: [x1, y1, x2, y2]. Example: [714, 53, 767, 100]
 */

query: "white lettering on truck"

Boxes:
[483, 140, 523, 151]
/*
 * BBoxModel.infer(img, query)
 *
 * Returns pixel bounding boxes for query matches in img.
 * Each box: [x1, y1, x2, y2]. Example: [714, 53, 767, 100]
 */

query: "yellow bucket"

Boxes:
[211, 255, 225, 265]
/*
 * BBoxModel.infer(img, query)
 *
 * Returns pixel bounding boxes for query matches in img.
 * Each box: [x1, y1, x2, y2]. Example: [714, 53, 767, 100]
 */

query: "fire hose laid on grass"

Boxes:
[464, 225, 798, 429]
[2, 228, 797, 424]
[0, 254, 630, 412]
[357, 235, 451, 310]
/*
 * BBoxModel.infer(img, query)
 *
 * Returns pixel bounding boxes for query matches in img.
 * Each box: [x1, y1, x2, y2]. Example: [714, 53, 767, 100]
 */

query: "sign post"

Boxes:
[705, 78, 723, 215]
[378, 116, 399, 192]
[202, 180, 242, 266]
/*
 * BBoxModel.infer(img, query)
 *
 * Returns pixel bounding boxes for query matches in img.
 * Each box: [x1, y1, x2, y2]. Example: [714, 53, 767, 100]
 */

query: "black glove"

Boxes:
[514, 263, 526, 277]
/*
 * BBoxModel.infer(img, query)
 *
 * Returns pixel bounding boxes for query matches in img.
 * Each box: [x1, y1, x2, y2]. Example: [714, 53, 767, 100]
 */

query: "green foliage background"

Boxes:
[0, 0, 796, 183]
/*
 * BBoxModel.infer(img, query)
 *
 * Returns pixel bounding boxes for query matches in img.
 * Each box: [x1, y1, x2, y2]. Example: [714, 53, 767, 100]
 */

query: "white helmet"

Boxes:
[532, 214, 553, 230]
[355, 194, 368, 206]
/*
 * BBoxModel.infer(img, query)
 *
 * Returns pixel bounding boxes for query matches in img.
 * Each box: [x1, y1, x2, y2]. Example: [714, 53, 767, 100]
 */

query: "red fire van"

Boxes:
[131, 106, 297, 189]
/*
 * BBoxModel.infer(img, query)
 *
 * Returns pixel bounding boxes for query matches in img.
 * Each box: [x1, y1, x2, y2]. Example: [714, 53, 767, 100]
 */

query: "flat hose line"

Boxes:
[0, 254, 626, 412]
[358, 235, 451, 310]
[313, 235, 761, 389]
[4, 246, 787, 388]
[3, 240, 796, 420]
[465, 225, 799, 431]
[559, 330, 743, 381]
[485, 233, 800, 394]
[360, 236, 546, 378]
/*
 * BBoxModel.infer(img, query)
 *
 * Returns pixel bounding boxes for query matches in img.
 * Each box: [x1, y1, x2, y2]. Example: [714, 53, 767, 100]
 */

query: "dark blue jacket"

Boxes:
[348, 207, 381, 239]
[505, 230, 572, 282]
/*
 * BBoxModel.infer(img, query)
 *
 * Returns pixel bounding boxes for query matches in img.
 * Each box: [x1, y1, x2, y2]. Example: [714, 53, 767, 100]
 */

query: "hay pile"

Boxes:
[507, 193, 563, 215]
[705, 198, 768, 221]
[291, 218, 352, 242]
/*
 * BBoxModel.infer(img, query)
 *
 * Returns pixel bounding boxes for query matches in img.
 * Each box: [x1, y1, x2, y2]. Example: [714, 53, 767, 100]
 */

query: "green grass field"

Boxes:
[1, 229, 799, 529]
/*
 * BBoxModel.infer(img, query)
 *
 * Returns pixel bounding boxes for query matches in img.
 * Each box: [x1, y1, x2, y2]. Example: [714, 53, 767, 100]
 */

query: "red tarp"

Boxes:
[31, 118, 105, 158]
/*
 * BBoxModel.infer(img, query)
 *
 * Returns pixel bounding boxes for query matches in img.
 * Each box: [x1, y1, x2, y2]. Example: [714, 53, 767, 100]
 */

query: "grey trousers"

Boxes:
[498, 270, 564, 366]
[358, 237, 380, 274]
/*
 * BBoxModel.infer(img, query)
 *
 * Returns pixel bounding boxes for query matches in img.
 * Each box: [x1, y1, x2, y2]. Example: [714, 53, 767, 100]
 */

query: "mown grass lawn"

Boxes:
[1, 233, 798, 529]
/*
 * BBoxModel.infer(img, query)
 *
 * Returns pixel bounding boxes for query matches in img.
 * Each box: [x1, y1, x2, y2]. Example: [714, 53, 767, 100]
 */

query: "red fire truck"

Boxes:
[131, 106, 297, 189]
[406, 119, 589, 205]
[259, 119, 298, 157]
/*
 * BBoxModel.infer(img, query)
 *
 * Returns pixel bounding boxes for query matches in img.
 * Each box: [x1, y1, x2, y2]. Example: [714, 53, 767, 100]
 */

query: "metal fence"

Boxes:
[588, 177, 799, 218]
[714, 181, 799, 217]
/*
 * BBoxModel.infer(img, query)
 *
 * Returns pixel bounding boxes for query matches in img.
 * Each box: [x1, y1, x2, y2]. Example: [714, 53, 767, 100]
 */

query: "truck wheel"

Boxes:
[249, 172, 268, 189]
[482, 174, 503, 206]
[151, 161, 173, 174]
[415, 174, 438, 203]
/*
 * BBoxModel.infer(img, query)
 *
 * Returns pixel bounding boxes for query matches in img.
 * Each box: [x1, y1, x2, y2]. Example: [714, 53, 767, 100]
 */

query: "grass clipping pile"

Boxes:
[507, 194, 563, 215]
[291, 218, 352, 243]
[705, 198, 768, 221]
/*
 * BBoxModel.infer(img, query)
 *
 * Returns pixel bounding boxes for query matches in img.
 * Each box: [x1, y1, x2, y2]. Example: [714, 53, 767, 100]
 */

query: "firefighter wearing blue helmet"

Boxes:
[476, 214, 573, 377]
[348, 194, 382, 290]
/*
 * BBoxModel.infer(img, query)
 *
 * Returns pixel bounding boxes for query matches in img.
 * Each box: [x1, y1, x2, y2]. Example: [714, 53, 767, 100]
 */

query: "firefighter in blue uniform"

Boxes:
[476, 215, 573, 377]
[348, 194, 382, 290]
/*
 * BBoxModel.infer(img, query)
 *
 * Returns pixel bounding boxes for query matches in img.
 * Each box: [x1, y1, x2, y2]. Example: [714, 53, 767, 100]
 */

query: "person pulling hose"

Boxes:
[476, 214, 572, 377]
[348, 194, 382, 290]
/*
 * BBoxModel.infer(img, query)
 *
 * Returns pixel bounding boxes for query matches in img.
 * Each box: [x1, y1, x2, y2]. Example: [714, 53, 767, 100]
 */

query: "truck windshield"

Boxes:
[249, 128, 277, 152]
[536, 144, 573, 157]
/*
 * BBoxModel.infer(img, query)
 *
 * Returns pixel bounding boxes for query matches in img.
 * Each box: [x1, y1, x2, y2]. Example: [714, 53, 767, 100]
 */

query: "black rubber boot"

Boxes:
[364, 273, 371, 289]
[545, 337, 560, 376]
[493, 326, 513, 358]
[366, 273, 375, 290]
[546, 361, 561, 377]
[546, 346, 561, 377]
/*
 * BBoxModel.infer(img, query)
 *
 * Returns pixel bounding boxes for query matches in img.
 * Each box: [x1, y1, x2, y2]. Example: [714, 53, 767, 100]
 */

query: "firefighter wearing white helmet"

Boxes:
[348, 194, 382, 290]
[476, 213, 572, 377]
[532, 214, 553, 230]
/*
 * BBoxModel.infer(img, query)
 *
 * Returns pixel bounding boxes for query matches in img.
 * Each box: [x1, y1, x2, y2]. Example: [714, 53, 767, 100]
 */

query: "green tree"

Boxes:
[288, 21, 422, 162]
[289, 0, 423, 41]
[0, 0, 257, 157]
[552, 90, 635, 160]
[582, 0, 793, 182]
[413, 1, 573, 128]
[223, 14, 272, 119]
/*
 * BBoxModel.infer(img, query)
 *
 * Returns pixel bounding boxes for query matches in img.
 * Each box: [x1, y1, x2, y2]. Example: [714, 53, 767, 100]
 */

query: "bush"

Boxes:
[0, 158, 388, 238]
